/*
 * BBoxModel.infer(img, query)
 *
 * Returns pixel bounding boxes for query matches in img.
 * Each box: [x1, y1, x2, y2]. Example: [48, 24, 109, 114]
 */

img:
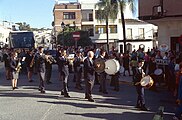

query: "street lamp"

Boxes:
[61, 22, 65, 46]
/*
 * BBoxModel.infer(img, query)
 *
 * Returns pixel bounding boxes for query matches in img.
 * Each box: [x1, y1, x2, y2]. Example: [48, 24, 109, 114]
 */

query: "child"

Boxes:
[133, 60, 149, 111]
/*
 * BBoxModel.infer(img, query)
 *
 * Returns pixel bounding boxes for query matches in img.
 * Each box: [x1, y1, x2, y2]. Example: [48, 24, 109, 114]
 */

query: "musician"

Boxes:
[110, 52, 120, 91]
[25, 49, 35, 82]
[3, 48, 11, 80]
[98, 49, 108, 94]
[37, 46, 46, 93]
[57, 49, 70, 97]
[123, 52, 131, 76]
[84, 51, 97, 102]
[133, 60, 149, 111]
[148, 56, 157, 91]
[73, 51, 83, 90]
[10, 52, 20, 90]
[130, 56, 138, 82]
[44, 51, 53, 84]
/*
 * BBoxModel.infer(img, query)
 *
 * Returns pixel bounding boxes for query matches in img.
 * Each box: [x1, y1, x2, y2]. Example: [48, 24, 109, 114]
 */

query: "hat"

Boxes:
[138, 59, 144, 63]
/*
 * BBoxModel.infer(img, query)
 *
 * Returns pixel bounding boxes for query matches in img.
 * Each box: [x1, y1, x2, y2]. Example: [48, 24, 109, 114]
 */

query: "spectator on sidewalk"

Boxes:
[173, 62, 182, 120]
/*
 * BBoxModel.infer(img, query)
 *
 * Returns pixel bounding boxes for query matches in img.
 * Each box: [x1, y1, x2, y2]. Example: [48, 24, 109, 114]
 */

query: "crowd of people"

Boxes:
[1, 46, 182, 118]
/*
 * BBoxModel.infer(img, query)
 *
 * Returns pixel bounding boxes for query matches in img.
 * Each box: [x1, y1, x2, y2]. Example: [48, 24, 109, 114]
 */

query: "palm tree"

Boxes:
[118, 0, 135, 53]
[95, 0, 118, 53]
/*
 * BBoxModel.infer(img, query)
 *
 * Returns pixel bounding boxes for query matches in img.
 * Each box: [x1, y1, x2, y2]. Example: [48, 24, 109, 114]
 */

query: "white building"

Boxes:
[0, 20, 20, 47]
[34, 30, 53, 49]
[80, 1, 157, 52]
[54, 0, 158, 53]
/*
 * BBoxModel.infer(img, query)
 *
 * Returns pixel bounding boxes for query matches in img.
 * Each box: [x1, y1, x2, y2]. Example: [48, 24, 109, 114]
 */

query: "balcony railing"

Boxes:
[82, 18, 93, 22]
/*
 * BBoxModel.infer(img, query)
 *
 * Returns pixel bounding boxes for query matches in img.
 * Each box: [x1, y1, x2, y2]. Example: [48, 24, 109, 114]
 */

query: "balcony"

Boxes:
[139, 0, 182, 21]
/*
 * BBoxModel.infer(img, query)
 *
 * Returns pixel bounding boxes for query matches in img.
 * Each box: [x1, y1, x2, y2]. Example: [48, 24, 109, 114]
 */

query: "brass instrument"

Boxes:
[16, 60, 22, 73]
[94, 58, 105, 73]
[67, 54, 75, 65]
[46, 55, 57, 64]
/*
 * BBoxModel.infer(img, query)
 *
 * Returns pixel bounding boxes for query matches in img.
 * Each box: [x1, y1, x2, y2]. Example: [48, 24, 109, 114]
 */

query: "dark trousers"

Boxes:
[111, 74, 119, 90]
[132, 66, 137, 81]
[76, 70, 82, 87]
[136, 85, 145, 107]
[45, 68, 52, 82]
[85, 79, 95, 99]
[61, 72, 69, 94]
[99, 73, 107, 92]
[39, 72, 45, 91]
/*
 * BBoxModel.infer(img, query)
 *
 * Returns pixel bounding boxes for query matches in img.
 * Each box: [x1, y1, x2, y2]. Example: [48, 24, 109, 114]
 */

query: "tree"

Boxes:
[118, 0, 135, 53]
[15, 22, 31, 31]
[95, 0, 118, 53]
[57, 25, 92, 47]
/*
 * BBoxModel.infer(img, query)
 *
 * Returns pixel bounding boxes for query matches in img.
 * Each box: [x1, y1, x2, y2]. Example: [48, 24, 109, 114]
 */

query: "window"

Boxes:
[139, 28, 144, 39]
[95, 25, 117, 34]
[109, 25, 117, 33]
[95, 25, 106, 34]
[127, 28, 132, 39]
[63, 12, 76, 19]
[88, 13, 93, 21]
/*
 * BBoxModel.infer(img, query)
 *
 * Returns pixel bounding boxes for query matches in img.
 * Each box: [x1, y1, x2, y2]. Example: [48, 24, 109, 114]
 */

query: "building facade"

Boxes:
[53, 0, 157, 53]
[0, 21, 19, 47]
[138, 0, 182, 53]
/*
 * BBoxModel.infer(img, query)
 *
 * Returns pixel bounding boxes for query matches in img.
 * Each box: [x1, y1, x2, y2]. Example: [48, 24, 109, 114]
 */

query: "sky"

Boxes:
[0, 0, 76, 28]
[0, 0, 138, 29]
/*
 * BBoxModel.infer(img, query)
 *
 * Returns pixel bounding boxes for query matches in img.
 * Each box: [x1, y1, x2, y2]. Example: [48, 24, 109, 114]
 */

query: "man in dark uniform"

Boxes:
[133, 60, 149, 111]
[45, 51, 53, 84]
[73, 51, 84, 90]
[98, 49, 108, 94]
[3, 48, 11, 80]
[57, 49, 70, 97]
[37, 46, 46, 93]
[110, 52, 120, 91]
[84, 51, 99, 102]
[25, 49, 35, 82]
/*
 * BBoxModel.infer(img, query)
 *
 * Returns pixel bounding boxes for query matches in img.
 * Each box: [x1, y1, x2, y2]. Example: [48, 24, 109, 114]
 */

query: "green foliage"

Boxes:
[15, 22, 31, 31]
[57, 30, 92, 47]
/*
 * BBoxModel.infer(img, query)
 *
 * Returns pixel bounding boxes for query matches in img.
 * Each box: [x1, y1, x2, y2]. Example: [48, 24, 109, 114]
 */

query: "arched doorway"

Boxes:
[127, 43, 132, 52]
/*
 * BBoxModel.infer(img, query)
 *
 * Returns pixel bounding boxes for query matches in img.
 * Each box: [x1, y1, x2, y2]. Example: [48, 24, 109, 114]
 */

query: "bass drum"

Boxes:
[105, 59, 120, 75]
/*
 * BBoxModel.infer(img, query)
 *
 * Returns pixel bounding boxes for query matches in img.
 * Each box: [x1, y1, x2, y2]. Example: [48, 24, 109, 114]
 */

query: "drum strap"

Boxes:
[133, 67, 142, 83]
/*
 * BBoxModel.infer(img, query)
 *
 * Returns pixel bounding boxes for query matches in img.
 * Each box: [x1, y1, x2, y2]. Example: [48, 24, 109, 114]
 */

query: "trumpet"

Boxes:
[46, 55, 57, 64]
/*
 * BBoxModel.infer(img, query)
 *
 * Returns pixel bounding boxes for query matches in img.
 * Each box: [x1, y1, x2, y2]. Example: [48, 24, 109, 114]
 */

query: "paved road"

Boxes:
[0, 63, 176, 120]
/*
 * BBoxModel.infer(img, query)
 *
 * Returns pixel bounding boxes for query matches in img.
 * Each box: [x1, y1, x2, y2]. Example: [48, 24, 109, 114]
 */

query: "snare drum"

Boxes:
[140, 75, 154, 89]
[154, 68, 163, 75]
[105, 59, 120, 75]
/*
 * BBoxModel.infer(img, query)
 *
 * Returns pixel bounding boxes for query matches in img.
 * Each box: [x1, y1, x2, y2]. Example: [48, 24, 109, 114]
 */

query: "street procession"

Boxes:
[0, 0, 182, 120]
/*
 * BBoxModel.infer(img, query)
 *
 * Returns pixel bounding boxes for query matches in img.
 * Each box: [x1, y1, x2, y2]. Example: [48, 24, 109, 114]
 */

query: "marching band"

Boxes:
[1, 46, 182, 113]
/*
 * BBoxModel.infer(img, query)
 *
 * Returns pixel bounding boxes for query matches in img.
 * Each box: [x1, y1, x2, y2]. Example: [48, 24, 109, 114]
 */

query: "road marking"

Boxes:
[40, 103, 56, 120]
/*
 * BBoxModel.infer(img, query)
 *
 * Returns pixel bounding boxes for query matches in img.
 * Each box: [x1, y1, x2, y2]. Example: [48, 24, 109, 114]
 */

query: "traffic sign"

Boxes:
[72, 32, 80, 41]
